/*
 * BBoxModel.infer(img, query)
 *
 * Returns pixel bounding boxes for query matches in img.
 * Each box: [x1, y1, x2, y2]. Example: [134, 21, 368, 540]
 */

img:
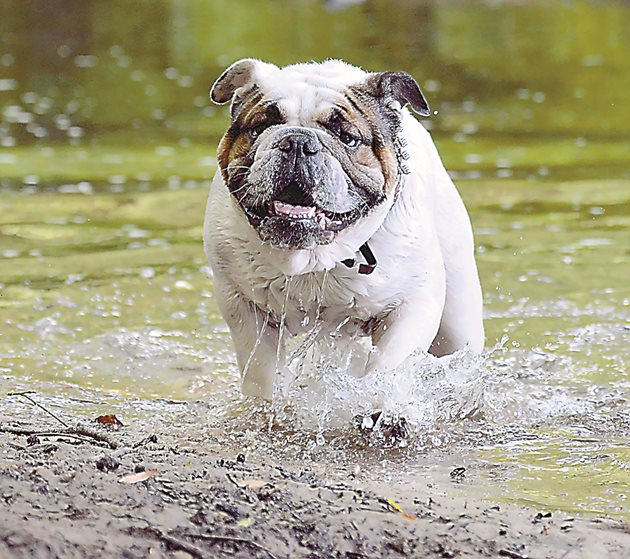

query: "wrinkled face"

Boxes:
[215, 70, 401, 249]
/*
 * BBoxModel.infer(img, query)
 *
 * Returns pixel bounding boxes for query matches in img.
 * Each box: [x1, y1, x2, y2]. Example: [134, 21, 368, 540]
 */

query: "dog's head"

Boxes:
[210, 59, 429, 250]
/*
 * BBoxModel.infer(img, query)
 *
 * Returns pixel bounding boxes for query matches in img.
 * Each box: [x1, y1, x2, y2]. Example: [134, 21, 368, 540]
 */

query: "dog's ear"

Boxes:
[210, 59, 258, 104]
[210, 58, 275, 105]
[363, 72, 430, 117]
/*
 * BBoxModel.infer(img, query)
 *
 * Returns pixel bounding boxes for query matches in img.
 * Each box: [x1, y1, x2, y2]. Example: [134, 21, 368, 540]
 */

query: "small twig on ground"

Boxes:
[0, 425, 119, 449]
[128, 526, 211, 559]
[225, 472, 244, 488]
[70, 424, 119, 449]
[5, 391, 120, 448]
[193, 532, 280, 559]
[7, 391, 69, 427]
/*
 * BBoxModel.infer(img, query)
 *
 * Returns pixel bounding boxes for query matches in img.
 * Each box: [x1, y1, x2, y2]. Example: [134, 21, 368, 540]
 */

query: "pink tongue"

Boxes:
[273, 201, 316, 218]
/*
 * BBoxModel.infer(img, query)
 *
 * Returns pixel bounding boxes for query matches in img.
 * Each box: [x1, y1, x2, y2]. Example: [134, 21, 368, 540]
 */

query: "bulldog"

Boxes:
[203, 59, 484, 400]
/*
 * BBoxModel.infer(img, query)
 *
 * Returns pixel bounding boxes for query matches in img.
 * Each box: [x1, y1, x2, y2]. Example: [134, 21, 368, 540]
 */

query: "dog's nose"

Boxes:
[277, 134, 320, 156]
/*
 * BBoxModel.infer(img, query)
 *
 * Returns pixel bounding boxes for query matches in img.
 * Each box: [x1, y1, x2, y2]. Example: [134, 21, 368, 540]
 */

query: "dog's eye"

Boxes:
[327, 119, 361, 148]
[249, 124, 267, 138]
[339, 131, 361, 148]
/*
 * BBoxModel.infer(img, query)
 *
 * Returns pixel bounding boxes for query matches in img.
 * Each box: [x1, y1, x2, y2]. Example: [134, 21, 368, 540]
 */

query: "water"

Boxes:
[1, 0, 629, 519]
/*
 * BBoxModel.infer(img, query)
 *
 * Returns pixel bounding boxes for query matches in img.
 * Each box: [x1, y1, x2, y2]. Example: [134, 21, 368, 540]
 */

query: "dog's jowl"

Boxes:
[203, 59, 484, 399]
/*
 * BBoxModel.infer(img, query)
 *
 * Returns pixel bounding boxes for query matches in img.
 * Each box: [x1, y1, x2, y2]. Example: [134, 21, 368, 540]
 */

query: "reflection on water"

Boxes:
[1, 0, 629, 519]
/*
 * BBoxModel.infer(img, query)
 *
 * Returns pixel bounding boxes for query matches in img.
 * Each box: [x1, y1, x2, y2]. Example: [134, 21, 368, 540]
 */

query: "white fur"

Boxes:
[204, 60, 484, 399]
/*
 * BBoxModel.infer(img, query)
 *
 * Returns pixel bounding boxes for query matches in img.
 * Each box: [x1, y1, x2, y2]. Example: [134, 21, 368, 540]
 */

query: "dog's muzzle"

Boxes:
[236, 127, 364, 249]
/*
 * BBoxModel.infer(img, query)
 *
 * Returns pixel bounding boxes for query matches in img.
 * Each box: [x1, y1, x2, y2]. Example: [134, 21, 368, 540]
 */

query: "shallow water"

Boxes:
[1, 0, 629, 519]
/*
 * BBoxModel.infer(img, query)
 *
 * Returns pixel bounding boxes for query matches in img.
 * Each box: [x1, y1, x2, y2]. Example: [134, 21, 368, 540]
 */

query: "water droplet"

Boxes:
[54, 114, 71, 130]
[67, 126, 83, 138]
[74, 55, 98, 68]
[516, 88, 530, 100]
[23, 175, 39, 185]
[532, 91, 546, 104]
[178, 75, 193, 88]
[164, 67, 179, 80]
[171, 311, 188, 320]
[0, 154, 16, 164]
[0, 79, 17, 91]
[108, 175, 127, 185]
[424, 79, 440, 93]
[464, 153, 482, 165]
[581, 54, 605, 67]
[198, 156, 216, 167]
[57, 45, 71, 58]
[109, 45, 123, 57]
[156, 146, 174, 156]
[462, 100, 476, 112]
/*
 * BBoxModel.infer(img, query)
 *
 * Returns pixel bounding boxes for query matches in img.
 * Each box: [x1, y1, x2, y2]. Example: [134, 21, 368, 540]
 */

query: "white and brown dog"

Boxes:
[204, 59, 484, 399]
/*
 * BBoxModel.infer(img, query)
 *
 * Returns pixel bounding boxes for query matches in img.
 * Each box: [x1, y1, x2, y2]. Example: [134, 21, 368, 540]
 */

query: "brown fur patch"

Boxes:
[336, 90, 400, 196]
[217, 97, 260, 182]
[217, 93, 285, 184]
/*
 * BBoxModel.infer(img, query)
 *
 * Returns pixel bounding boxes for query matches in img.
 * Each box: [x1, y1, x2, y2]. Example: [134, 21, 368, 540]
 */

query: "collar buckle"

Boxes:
[341, 242, 377, 275]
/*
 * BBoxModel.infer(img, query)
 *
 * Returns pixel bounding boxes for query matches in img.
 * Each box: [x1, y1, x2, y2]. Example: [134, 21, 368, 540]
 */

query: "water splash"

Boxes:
[212, 326, 623, 456]
[261, 330, 503, 446]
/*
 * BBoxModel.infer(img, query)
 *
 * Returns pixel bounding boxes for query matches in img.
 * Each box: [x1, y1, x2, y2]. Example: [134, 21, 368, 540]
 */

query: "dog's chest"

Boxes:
[245, 266, 398, 335]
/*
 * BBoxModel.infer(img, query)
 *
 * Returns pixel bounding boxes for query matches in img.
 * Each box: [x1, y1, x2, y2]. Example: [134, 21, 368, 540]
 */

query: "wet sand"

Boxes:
[1, 412, 628, 559]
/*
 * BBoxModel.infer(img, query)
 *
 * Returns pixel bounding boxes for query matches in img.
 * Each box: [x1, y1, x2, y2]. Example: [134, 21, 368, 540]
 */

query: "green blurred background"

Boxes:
[1, 0, 628, 186]
[1, 0, 629, 519]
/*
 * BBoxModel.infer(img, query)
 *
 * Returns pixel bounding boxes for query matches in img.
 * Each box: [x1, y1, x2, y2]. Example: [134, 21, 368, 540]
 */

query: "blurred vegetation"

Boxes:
[0, 0, 628, 188]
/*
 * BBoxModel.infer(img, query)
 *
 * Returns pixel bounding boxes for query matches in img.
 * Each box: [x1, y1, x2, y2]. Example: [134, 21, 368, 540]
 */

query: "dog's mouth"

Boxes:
[241, 181, 360, 234]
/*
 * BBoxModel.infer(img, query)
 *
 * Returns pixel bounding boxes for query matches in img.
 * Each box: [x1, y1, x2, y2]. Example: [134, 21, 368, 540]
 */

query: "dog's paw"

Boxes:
[355, 411, 410, 446]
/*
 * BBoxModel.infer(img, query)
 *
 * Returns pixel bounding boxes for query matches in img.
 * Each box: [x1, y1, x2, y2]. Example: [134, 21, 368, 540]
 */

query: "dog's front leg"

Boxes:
[366, 288, 445, 374]
[214, 278, 283, 400]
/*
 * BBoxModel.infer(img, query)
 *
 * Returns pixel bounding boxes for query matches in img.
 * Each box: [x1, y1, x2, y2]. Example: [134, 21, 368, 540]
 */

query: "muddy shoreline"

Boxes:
[1, 412, 628, 559]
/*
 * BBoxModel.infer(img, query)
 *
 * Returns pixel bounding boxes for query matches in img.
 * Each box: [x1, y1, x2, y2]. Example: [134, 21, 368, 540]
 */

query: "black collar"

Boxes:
[341, 242, 377, 275]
